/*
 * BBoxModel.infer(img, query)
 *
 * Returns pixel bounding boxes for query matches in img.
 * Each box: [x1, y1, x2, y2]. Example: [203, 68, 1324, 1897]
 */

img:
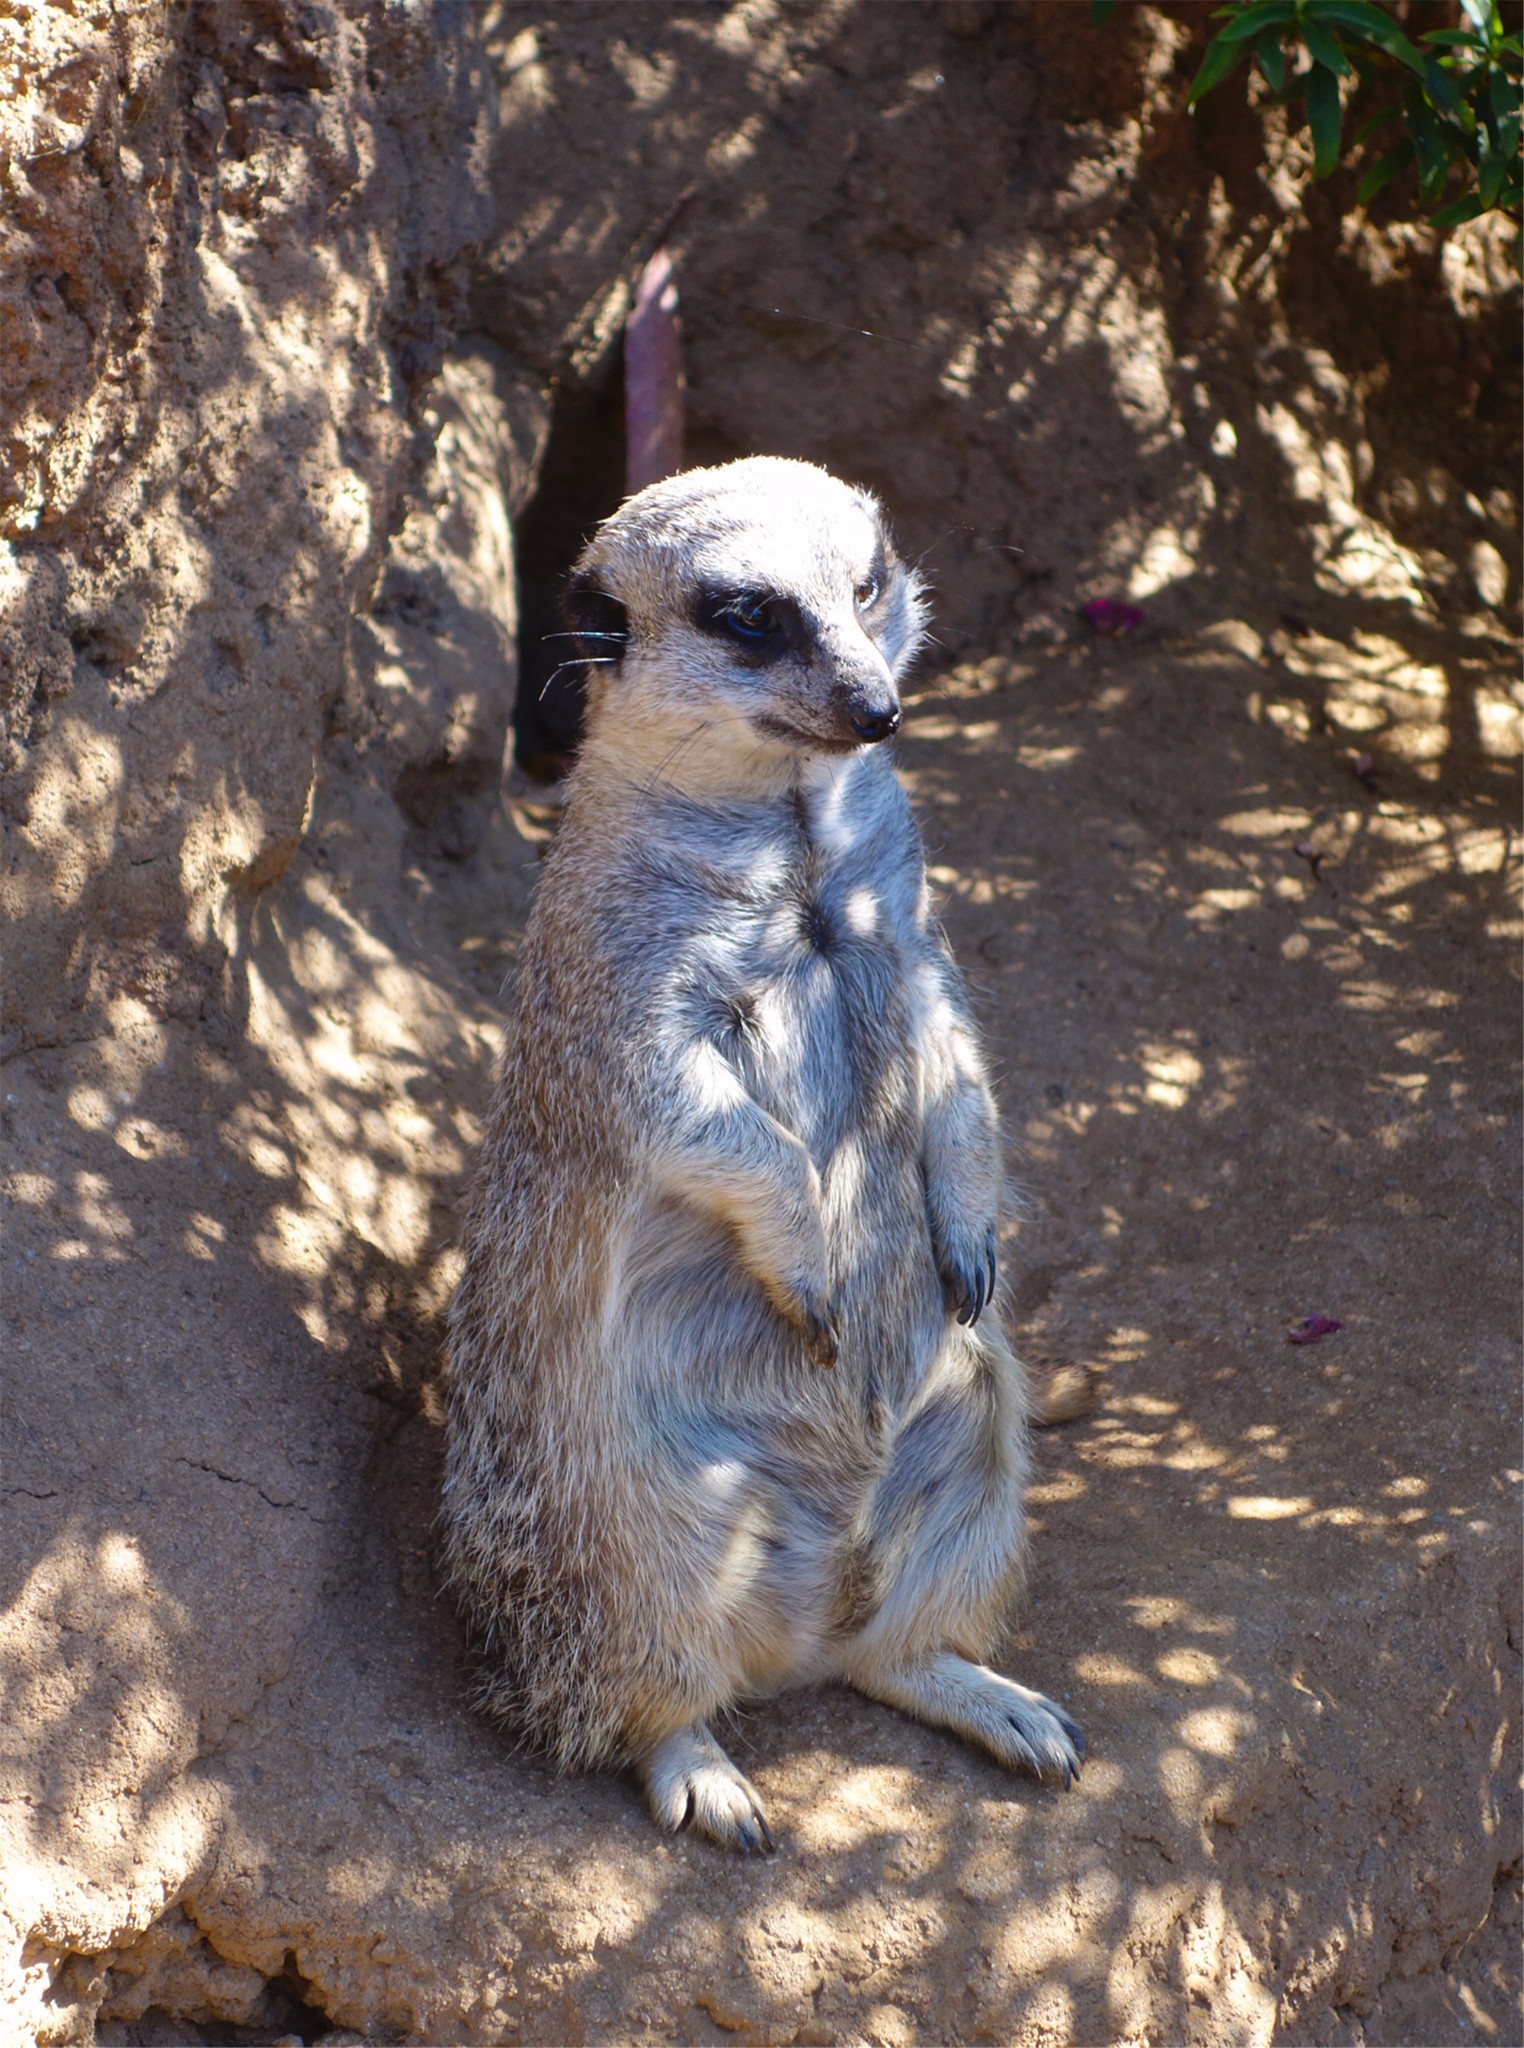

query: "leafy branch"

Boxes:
[1098, 0, 1522, 228]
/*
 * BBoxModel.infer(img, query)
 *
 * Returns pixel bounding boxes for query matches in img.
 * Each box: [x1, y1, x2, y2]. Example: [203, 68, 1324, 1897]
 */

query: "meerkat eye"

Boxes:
[695, 588, 798, 656]
[722, 595, 778, 641]
[854, 575, 882, 611]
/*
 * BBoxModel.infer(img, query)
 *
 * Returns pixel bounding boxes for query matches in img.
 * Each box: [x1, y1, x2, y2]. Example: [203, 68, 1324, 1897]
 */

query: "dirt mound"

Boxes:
[3, 4, 1519, 2043]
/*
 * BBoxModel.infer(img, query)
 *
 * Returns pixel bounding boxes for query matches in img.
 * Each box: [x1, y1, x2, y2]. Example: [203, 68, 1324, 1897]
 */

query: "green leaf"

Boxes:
[1353, 104, 1400, 145]
[1301, 18, 1351, 78]
[1458, 0, 1494, 38]
[1429, 190, 1485, 226]
[1424, 56, 1464, 124]
[1257, 29, 1287, 94]
[1187, 33, 1251, 107]
[1305, 0, 1397, 34]
[1421, 30, 1484, 51]
[1407, 103, 1452, 202]
[1304, 63, 1344, 180]
[1357, 138, 1414, 203]
[1491, 66, 1522, 127]
[1312, 4, 1427, 77]
[1481, 149, 1508, 208]
[1213, 2, 1295, 48]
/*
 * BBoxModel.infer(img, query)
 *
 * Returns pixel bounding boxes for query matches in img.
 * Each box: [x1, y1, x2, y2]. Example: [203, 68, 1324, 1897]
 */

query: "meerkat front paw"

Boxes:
[641, 1725, 776, 1854]
[934, 1221, 998, 1326]
[970, 1672, 1086, 1787]
[796, 1296, 840, 1368]
[770, 1272, 840, 1366]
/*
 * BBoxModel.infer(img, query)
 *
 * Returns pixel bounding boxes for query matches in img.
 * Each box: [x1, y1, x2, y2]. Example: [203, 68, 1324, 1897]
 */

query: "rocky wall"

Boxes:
[1, 0, 499, 1056]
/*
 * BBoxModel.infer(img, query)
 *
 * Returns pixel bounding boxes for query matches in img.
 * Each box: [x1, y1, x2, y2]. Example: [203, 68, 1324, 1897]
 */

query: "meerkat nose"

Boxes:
[851, 706, 901, 744]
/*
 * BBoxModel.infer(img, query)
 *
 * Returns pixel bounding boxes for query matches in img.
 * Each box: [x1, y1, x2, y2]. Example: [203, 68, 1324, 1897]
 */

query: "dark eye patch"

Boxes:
[694, 586, 805, 662]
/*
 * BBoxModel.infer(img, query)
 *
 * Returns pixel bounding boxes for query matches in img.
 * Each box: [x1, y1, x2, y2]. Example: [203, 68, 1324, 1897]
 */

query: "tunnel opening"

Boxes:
[511, 356, 629, 780]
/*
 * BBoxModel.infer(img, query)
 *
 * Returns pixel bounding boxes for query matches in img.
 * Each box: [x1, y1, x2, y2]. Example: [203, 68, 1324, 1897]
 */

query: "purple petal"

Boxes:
[1083, 599, 1146, 636]
[1287, 1313, 1343, 1346]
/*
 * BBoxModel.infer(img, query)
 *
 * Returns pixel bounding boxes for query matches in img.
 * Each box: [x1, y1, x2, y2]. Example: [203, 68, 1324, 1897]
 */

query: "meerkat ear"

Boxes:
[562, 567, 630, 673]
[877, 536, 930, 680]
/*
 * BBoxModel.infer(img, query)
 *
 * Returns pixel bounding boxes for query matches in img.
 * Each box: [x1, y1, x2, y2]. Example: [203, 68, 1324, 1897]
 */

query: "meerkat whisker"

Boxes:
[627, 712, 766, 808]
[538, 656, 615, 701]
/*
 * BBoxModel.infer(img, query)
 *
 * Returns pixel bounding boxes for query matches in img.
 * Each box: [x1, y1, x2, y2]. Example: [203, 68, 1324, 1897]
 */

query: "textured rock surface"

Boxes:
[2, 4, 1520, 2045]
[0, 0, 495, 1054]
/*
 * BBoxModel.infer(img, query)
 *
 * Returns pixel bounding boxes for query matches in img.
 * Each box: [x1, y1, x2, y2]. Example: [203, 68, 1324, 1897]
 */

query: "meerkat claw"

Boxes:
[945, 1263, 973, 1322]
[949, 1266, 984, 1324]
[943, 1227, 998, 1325]
[642, 1726, 775, 1854]
[801, 1304, 839, 1367]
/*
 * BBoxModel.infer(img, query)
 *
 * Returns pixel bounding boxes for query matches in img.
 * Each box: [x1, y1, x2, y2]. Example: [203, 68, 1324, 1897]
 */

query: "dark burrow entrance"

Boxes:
[510, 357, 628, 781]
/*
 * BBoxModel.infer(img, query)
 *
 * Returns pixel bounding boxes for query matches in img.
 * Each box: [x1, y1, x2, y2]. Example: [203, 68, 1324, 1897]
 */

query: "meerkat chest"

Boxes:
[702, 829, 923, 1148]
[617, 771, 929, 1147]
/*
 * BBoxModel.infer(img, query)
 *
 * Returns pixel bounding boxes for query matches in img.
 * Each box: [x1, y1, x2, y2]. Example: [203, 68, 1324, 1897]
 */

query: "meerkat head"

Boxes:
[562, 458, 927, 783]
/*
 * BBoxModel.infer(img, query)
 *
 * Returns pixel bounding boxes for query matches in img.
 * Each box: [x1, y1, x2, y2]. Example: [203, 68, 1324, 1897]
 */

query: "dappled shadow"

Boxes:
[3, 0, 490, 1058]
[4, 0, 1519, 2040]
[1, 752, 544, 2033]
[15, 590, 1516, 2037]
[1, 12, 507, 2026]
[472, 0, 1517, 733]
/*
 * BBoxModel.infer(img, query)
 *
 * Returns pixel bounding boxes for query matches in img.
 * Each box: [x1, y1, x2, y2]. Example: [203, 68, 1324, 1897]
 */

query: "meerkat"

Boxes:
[442, 456, 1084, 1850]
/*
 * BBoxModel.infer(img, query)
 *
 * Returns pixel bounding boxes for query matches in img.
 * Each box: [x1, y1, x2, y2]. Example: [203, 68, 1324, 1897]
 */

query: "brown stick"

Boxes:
[625, 245, 685, 494]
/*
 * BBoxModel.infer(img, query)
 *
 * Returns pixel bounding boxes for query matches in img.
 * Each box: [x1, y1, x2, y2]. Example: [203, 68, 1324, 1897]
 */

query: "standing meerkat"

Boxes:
[443, 457, 1084, 1850]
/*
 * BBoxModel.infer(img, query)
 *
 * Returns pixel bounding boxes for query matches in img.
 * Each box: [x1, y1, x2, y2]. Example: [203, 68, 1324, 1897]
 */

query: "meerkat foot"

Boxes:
[851, 1651, 1085, 1788]
[640, 1724, 776, 1854]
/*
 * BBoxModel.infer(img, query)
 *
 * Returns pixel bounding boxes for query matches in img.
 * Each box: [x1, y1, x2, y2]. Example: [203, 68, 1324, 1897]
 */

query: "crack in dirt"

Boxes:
[172, 1457, 325, 1522]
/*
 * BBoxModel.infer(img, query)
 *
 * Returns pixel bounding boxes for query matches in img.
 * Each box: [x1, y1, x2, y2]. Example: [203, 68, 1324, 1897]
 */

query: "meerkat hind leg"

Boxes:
[640, 1723, 775, 1854]
[851, 1650, 1085, 1788]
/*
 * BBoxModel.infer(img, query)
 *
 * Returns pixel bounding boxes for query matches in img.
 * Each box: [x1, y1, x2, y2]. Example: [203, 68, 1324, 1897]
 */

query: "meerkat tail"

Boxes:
[1029, 1361, 1097, 1427]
